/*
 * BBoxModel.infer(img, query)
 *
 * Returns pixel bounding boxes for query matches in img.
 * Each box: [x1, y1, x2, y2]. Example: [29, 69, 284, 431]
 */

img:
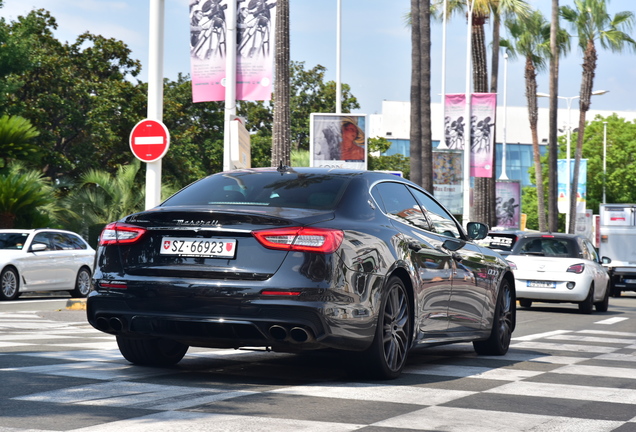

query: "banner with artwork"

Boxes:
[310, 114, 367, 170]
[433, 150, 463, 215]
[470, 93, 496, 178]
[495, 181, 521, 229]
[557, 159, 587, 214]
[442, 93, 495, 178]
[189, 0, 276, 102]
[441, 94, 467, 150]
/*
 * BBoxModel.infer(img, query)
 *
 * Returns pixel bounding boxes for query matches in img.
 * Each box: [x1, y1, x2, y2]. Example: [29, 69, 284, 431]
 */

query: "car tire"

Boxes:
[116, 335, 188, 367]
[519, 299, 532, 308]
[70, 267, 92, 298]
[359, 276, 411, 380]
[578, 286, 594, 314]
[610, 285, 622, 298]
[0, 267, 20, 301]
[595, 283, 610, 313]
[473, 278, 514, 356]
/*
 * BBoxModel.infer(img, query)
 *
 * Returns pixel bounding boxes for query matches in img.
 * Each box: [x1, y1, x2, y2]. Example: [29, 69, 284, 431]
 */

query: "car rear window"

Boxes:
[511, 237, 578, 258]
[162, 170, 350, 210]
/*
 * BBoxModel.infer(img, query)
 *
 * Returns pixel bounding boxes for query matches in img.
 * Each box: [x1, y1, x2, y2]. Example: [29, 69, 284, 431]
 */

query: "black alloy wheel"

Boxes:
[364, 276, 412, 379]
[474, 278, 514, 355]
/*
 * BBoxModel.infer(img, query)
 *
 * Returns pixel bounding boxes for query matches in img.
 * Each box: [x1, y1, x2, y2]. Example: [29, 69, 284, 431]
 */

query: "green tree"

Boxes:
[2, 10, 146, 180]
[504, 9, 569, 231]
[561, 0, 635, 233]
[0, 115, 40, 168]
[0, 162, 57, 228]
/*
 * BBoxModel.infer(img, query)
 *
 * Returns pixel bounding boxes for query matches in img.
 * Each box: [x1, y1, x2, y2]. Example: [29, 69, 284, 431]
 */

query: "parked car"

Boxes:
[506, 232, 611, 314]
[0, 229, 95, 300]
[86, 167, 516, 379]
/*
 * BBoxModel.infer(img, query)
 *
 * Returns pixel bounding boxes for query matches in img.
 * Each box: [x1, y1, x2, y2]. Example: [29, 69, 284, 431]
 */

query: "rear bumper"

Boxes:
[86, 280, 379, 352]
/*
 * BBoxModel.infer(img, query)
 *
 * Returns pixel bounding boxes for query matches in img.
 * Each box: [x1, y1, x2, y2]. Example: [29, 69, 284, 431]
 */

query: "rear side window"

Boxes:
[372, 182, 431, 231]
[162, 171, 350, 210]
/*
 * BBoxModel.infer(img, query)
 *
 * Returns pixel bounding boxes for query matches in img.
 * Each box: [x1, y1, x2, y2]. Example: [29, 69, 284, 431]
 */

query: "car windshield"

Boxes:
[161, 170, 351, 210]
[0, 232, 29, 250]
[511, 237, 577, 258]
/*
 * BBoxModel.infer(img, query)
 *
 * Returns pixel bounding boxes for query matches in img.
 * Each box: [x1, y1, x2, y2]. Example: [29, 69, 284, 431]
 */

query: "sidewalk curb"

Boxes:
[66, 299, 87, 310]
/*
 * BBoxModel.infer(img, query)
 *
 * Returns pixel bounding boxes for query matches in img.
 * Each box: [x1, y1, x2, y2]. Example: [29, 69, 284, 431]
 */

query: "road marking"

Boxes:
[595, 317, 629, 325]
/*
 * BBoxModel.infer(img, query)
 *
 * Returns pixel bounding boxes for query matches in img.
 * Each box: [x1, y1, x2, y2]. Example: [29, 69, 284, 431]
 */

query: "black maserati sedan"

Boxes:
[87, 167, 515, 379]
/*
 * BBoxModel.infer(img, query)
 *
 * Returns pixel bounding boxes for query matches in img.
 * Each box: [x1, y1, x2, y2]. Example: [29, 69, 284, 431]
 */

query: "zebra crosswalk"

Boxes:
[1, 310, 636, 431]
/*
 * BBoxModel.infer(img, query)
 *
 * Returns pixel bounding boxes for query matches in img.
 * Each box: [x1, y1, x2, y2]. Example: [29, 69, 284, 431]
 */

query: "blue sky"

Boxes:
[3, 0, 635, 115]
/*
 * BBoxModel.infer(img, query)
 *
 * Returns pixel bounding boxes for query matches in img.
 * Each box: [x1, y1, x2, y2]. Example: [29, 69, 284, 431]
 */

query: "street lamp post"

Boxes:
[537, 90, 608, 233]
[499, 50, 509, 180]
[603, 121, 608, 204]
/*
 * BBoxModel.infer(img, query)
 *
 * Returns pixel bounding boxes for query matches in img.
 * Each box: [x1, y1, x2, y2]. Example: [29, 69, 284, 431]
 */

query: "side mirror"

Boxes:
[30, 243, 47, 252]
[602, 256, 612, 264]
[466, 222, 489, 241]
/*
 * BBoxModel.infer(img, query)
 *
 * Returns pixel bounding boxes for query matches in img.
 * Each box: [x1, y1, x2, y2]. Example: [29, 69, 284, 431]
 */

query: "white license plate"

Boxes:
[527, 280, 556, 288]
[624, 279, 636, 284]
[160, 237, 236, 258]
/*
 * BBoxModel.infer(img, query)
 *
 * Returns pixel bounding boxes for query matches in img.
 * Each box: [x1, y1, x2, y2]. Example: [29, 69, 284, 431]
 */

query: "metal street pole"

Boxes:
[223, 0, 237, 171]
[499, 50, 509, 180]
[462, 0, 475, 226]
[146, 0, 165, 210]
[336, 0, 341, 114]
[603, 121, 608, 204]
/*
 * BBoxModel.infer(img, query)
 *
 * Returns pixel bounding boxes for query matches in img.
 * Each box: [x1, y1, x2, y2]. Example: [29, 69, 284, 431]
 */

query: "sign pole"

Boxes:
[146, 0, 165, 209]
[223, 0, 237, 171]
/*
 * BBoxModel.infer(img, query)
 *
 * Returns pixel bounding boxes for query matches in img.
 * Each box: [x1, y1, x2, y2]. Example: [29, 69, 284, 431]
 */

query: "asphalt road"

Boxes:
[2, 294, 636, 431]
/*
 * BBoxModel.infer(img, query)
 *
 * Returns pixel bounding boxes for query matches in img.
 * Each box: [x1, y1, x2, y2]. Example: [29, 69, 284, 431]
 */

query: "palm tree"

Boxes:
[433, 0, 530, 226]
[547, 0, 560, 232]
[503, 10, 569, 231]
[0, 115, 40, 169]
[0, 162, 56, 228]
[561, 0, 635, 233]
[410, 0, 433, 191]
[272, 0, 291, 166]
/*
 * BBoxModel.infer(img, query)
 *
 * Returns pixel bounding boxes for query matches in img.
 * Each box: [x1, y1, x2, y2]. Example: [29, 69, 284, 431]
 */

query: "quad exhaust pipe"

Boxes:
[268, 324, 314, 343]
[94, 316, 126, 334]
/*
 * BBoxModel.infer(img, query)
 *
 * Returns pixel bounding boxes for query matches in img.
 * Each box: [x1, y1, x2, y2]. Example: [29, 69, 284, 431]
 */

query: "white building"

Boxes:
[369, 100, 636, 187]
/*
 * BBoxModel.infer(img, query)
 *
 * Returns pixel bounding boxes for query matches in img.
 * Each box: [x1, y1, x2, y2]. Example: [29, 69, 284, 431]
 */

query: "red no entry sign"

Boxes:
[129, 119, 170, 163]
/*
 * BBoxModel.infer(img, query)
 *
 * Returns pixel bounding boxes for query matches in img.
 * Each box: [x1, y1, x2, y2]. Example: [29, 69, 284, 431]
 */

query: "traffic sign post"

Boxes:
[130, 119, 170, 163]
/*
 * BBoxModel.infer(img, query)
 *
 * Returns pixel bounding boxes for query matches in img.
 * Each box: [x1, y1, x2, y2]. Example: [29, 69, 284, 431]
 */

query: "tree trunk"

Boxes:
[489, 14, 500, 229]
[548, 0, 559, 232]
[420, 0, 433, 192]
[0, 212, 16, 229]
[525, 56, 547, 231]
[272, 0, 291, 166]
[569, 40, 597, 234]
[409, 0, 422, 186]
[472, 20, 493, 226]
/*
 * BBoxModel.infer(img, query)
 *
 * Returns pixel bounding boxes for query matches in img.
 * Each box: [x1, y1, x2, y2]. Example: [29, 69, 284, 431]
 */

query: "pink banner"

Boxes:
[442, 94, 467, 150]
[189, 0, 275, 102]
[470, 93, 496, 178]
[496, 181, 521, 229]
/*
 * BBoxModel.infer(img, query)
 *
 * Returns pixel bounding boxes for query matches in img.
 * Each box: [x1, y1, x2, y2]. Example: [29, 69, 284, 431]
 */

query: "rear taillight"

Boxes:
[252, 227, 344, 254]
[506, 260, 517, 270]
[99, 222, 147, 246]
[567, 263, 585, 274]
